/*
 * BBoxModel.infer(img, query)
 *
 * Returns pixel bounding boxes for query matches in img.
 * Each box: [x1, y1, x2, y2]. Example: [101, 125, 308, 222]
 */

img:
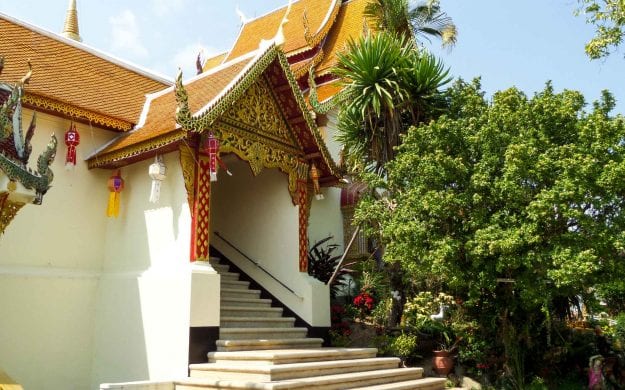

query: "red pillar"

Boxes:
[190, 154, 211, 261]
[297, 180, 308, 272]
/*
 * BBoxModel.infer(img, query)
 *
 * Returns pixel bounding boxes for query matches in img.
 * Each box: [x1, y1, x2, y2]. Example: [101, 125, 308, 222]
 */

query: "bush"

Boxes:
[390, 333, 419, 363]
[614, 313, 625, 351]
[308, 237, 341, 284]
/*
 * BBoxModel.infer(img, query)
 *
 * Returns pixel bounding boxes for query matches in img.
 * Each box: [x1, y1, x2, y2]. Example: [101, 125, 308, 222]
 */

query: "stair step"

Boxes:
[209, 262, 230, 273]
[208, 348, 378, 365]
[220, 297, 272, 307]
[219, 272, 241, 281]
[221, 317, 296, 328]
[221, 288, 261, 299]
[221, 306, 283, 318]
[220, 280, 250, 289]
[219, 327, 307, 340]
[216, 338, 323, 352]
[175, 367, 427, 389]
[190, 357, 401, 381]
[350, 377, 447, 390]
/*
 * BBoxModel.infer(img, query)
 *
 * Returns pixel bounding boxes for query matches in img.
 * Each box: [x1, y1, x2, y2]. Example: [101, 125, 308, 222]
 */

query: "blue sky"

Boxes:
[1, 0, 624, 114]
[432, 0, 625, 115]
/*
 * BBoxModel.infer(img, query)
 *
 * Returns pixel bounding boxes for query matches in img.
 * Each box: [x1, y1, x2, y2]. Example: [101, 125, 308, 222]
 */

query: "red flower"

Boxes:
[353, 292, 376, 314]
[331, 304, 346, 314]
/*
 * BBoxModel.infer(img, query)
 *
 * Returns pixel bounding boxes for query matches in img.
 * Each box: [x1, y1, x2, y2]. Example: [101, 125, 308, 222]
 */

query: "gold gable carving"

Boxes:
[208, 76, 309, 204]
[213, 122, 308, 204]
[174, 53, 312, 204]
[220, 77, 302, 152]
[23, 93, 133, 131]
[0, 194, 25, 235]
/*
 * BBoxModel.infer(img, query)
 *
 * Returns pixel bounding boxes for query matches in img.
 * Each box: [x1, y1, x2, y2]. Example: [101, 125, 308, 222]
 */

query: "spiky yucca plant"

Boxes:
[333, 32, 450, 173]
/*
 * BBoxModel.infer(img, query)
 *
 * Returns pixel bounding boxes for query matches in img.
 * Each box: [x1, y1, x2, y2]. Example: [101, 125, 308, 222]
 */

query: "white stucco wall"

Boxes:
[321, 109, 343, 164]
[0, 111, 113, 267]
[211, 157, 330, 326]
[309, 108, 345, 253]
[90, 152, 199, 389]
[0, 110, 115, 390]
[0, 112, 204, 389]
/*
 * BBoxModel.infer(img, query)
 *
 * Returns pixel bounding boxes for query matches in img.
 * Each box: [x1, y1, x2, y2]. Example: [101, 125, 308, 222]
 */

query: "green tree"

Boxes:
[356, 79, 625, 385]
[578, 0, 625, 59]
[333, 32, 450, 172]
[365, 0, 457, 47]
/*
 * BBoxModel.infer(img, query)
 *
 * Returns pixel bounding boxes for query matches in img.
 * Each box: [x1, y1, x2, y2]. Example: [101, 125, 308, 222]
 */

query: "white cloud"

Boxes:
[152, 0, 185, 17]
[109, 9, 148, 58]
[170, 43, 221, 78]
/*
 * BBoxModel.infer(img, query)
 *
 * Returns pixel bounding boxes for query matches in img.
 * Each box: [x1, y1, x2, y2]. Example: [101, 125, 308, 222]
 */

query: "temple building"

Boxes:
[0, 1, 443, 389]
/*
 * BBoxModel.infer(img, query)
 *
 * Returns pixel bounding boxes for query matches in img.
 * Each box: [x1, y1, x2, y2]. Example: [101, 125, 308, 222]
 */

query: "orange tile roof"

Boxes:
[202, 52, 227, 71]
[315, 81, 344, 103]
[89, 46, 339, 181]
[315, 0, 369, 76]
[225, 0, 339, 61]
[0, 14, 170, 129]
[97, 56, 253, 156]
[304, 80, 344, 110]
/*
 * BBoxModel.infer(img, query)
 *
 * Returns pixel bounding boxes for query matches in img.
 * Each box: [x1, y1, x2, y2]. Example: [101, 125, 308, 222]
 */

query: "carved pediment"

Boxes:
[220, 76, 303, 154]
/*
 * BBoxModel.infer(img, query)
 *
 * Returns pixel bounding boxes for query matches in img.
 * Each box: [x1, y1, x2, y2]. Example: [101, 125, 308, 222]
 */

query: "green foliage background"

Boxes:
[355, 78, 625, 382]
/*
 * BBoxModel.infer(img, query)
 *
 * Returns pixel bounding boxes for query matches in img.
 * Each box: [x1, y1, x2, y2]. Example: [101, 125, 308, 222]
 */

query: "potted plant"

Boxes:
[432, 331, 461, 375]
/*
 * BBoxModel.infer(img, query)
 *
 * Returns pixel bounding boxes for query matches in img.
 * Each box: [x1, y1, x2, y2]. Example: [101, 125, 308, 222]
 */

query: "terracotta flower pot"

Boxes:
[432, 350, 454, 375]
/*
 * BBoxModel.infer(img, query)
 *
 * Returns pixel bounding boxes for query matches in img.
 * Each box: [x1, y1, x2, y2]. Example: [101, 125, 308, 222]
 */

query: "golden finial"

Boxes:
[61, 0, 82, 42]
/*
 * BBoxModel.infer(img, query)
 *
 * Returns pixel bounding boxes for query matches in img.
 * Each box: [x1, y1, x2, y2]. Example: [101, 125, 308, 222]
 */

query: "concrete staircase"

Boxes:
[171, 257, 446, 389]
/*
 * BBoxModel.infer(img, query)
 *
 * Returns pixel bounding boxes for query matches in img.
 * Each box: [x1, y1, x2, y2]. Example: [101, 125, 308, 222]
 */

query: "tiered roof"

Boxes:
[88, 55, 254, 168]
[212, 0, 370, 104]
[223, 0, 341, 62]
[0, 12, 170, 131]
[315, 0, 369, 77]
[2, 0, 371, 182]
[88, 45, 339, 183]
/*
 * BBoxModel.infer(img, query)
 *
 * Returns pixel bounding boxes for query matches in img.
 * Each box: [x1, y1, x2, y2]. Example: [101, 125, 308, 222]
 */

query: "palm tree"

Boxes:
[364, 0, 457, 47]
[333, 32, 450, 172]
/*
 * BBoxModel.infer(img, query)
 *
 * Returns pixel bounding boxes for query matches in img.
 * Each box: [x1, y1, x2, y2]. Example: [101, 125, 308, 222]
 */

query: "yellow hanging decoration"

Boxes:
[106, 169, 124, 217]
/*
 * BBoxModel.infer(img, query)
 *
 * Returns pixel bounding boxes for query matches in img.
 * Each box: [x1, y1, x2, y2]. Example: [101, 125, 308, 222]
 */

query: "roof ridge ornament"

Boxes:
[235, 5, 250, 25]
[307, 66, 348, 114]
[303, 10, 313, 45]
[274, 0, 293, 47]
[61, 0, 82, 42]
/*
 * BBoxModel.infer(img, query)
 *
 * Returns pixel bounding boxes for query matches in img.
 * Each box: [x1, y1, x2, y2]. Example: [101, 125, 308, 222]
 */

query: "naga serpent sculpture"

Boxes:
[0, 57, 57, 205]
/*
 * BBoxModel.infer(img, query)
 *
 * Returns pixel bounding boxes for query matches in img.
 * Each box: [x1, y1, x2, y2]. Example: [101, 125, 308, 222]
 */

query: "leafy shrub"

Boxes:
[308, 237, 341, 283]
[614, 313, 625, 351]
[371, 296, 393, 329]
[402, 291, 454, 331]
[390, 333, 419, 362]
[597, 281, 625, 315]
[329, 329, 351, 347]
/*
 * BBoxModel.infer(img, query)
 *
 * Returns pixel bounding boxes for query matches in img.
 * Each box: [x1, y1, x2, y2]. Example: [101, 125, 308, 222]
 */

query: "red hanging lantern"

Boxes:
[207, 133, 219, 182]
[64, 122, 80, 170]
[205, 133, 231, 182]
[106, 169, 124, 218]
